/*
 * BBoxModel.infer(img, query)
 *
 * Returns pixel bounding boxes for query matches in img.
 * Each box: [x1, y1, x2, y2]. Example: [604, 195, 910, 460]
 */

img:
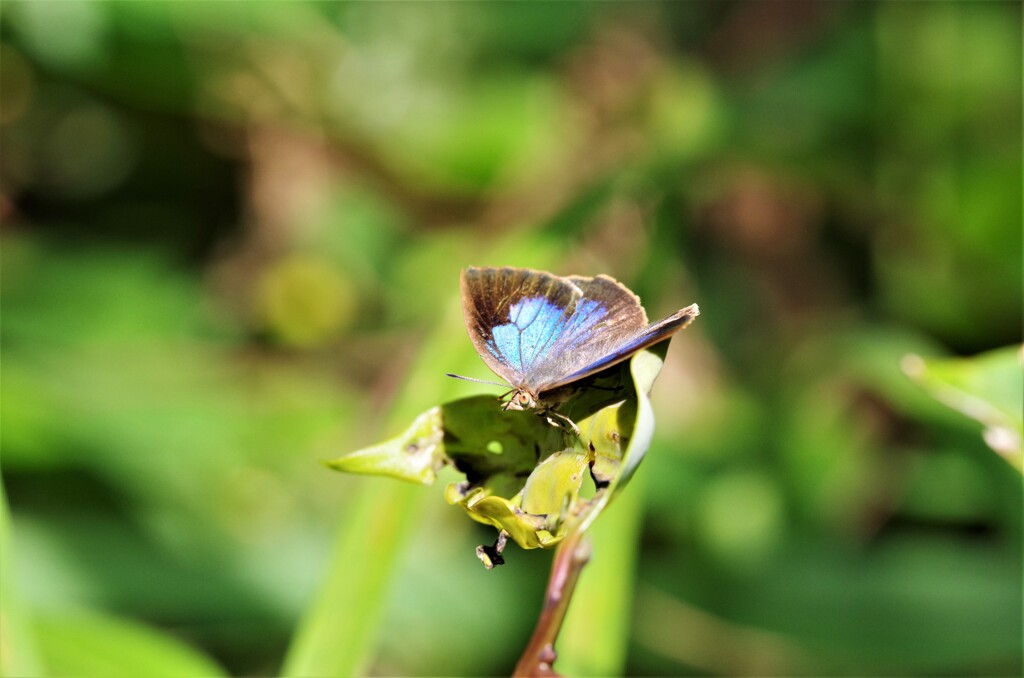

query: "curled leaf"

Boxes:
[326, 341, 670, 557]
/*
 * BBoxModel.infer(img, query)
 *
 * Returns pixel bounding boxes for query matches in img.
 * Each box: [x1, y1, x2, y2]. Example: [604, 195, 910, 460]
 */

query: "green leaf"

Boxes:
[903, 345, 1023, 470]
[568, 342, 666, 534]
[324, 406, 448, 484]
[325, 340, 669, 557]
[0, 481, 43, 678]
[33, 611, 225, 678]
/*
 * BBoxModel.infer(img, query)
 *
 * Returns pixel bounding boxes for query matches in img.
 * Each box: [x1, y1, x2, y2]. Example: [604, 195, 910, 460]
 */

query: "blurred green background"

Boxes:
[1, 2, 1021, 676]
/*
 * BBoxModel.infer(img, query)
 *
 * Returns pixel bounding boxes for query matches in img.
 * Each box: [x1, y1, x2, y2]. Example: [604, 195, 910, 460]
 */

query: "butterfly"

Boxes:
[454, 266, 699, 414]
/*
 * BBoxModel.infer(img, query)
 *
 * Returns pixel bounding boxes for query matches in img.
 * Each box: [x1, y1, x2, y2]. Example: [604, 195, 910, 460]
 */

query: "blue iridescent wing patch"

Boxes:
[460, 267, 699, 399]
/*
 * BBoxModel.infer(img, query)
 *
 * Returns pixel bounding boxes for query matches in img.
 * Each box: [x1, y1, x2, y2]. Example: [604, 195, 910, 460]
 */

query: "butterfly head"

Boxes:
[503, 387, 538, 411]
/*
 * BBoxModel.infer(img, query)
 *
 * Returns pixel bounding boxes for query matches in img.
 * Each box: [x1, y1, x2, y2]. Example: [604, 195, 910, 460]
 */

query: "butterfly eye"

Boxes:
[518, 392, 533, 408]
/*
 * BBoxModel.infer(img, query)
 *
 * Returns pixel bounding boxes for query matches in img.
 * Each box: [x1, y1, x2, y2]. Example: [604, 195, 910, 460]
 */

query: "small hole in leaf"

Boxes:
[486, 440, 504, 455]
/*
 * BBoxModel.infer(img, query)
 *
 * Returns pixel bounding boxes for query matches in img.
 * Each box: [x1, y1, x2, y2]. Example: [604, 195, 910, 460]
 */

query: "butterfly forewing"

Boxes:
[539, 303, 699, 391]
[460, 266, 699, 399]
[461, 267, 580, 388]
[521, 274, 650, 391]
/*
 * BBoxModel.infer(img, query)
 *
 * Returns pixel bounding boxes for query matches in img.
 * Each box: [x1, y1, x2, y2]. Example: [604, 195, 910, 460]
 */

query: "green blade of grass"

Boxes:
[281, 480, 422, 677]
[0, 478, 44, 678]
[558, 470, 645, 676]
[283, 243, 563, 676]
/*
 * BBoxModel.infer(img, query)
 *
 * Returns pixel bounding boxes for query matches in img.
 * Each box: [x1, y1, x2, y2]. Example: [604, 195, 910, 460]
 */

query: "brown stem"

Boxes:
[512, 530, 592, 677]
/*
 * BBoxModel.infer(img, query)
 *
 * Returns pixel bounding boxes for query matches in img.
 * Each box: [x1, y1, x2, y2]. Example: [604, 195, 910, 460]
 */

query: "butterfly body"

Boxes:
[460, 267, 699, 412]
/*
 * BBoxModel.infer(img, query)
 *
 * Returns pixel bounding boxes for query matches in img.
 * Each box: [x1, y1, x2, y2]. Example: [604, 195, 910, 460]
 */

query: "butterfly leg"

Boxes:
[540, 409, 580, 437]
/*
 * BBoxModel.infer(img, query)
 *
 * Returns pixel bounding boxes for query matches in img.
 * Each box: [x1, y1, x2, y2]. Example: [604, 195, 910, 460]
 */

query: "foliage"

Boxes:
[904, 346, 1023, 471]
[327, 343, 667, 556]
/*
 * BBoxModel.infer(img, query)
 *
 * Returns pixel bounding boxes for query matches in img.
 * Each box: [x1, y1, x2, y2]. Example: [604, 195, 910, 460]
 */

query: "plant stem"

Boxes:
[512, 530, 592, 677]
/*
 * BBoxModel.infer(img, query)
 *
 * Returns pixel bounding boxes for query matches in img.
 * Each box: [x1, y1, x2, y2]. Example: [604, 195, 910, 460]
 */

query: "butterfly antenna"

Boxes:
[444, 373, 508, 388]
